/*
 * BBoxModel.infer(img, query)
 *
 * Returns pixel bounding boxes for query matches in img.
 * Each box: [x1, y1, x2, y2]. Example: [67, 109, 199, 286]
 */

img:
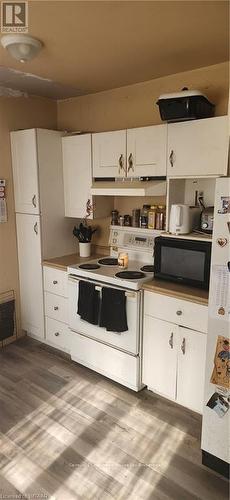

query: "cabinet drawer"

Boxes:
[144, 291, 208, 333]
[43, 266, 68, 297]
[44, 291, 68, 324]
[45, 317, 70, 352]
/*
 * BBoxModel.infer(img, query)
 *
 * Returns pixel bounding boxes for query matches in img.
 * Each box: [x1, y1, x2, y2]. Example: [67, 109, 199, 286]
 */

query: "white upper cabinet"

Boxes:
[11, 129, 40, 214]
[92, 130, 126, 178]
[167, 116, 229, 177]
[126, 125, 167, 178]
[62, 134, 92, 218]
[62, 134, 113, 218]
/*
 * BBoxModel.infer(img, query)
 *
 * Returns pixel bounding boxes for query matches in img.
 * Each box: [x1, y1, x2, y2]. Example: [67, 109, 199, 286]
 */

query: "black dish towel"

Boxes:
[99, 287, 128, 332]
[77, 281, 100, 325]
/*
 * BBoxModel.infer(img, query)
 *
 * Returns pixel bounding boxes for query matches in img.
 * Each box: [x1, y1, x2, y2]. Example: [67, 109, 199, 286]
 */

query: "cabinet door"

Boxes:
[16, 213, 44, 339]
[127, 125, 167, 177]
[92, 130, 126, 178]
[62, 134, 92, 218]
[142, 315, 177, 400]
[11, 129, 40, 214]
[177, 327, 206, 413]
[167, 116, 229, 177]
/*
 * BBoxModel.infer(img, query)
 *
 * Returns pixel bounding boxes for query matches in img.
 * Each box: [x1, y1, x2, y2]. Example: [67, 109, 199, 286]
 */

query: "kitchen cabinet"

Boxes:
[143, 291, 207, 413]
[43, 266, 71, 353]
[16, 213, 44, 339]
[11, 129, 76, 341]
[177, 326, 206, 413]
[11, 129, 40, 214]
[62, 134, 113, 218]
[92, 125, 167, 179]
[92, 130, 126, 178]
[167, 116, 229, 177]
[142, 315, 177, 400]
[126, 125, 167, 178]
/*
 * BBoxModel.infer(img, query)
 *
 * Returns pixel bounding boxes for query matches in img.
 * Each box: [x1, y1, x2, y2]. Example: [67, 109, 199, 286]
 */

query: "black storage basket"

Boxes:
[157, 91, 215, 123]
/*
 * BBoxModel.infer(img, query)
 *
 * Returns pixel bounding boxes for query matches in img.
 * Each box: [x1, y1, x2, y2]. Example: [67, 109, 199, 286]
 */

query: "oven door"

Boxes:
[68, 276, 141, 355]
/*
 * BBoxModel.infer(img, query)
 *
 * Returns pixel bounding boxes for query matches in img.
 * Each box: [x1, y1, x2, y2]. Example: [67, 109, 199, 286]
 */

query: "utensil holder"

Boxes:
[79, 242, 91, 258]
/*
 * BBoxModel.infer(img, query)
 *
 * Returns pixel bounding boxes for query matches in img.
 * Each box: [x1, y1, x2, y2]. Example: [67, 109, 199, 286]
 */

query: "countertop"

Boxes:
[43, 254, 209, 305]
[143, 279, 209, 305]
[43, 253, 105, 271]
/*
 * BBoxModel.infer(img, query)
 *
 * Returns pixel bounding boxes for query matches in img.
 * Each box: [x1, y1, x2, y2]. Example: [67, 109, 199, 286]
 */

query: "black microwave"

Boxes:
[154, 236, 212, 290]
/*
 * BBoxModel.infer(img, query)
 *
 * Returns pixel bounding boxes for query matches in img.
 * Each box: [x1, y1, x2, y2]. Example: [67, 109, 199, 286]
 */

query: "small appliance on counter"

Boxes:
[156, 87, 215, 122]
[154, 236, 212, 290]
[198, 197, 214, 234]
[169, 204, 200, 235]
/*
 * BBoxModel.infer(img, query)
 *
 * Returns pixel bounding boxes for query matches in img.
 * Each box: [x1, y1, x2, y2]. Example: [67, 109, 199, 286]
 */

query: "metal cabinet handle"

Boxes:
[169, 332, 173, 349]
[118, 154, 125, 174]
[181, 337, 186, 355]
[128, 153, 134, 173]
[32, 194, 37, 207]
[53, 280, 58, 285]
[33, 222, 38, 235]
[54, 306, 59, 311]
[54, 332, 60, 337]
[169, 150, 174, 167]
[176, 310, 182, 316]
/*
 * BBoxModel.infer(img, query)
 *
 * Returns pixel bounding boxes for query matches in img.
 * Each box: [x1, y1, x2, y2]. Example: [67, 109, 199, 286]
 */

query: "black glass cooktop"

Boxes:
[140, 265, 154, 273]
[98, 258, 118, 266]
[78, 263, 100, 270]
[115, 271, 146, 280]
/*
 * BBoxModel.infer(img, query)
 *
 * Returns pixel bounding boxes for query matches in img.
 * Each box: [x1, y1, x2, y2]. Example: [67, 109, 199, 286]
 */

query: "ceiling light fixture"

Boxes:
[1, 34, 43, 63]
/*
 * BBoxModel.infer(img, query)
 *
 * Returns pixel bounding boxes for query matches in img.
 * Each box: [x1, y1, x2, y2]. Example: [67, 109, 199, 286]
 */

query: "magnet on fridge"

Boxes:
[206, 392, 229, 418]
[217, 238, 228, 247]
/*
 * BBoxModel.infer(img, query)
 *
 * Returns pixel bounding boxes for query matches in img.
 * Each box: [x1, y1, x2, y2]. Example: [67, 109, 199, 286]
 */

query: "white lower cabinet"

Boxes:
[177, 326, 206, 414]
[43, 265, 70, 353]
[143, 291, 207, 413]
[143, 316, 177, 400]
[16, 213, 44, 340]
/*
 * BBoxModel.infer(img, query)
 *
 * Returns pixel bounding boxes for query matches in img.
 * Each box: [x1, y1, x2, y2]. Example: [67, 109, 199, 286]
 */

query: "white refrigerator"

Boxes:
[201, 177, 230, 478]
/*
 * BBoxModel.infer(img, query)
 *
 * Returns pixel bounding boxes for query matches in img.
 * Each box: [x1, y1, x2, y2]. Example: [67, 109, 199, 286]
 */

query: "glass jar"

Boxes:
[118, 252, 129, 269]
[155, 205, 166, 230]
[140, 204, 151, 228]
[111, 210, 119, 225]
[124, 214, 131, 226]
[132, 208, 140, 228]
[148, 205, 157, 229]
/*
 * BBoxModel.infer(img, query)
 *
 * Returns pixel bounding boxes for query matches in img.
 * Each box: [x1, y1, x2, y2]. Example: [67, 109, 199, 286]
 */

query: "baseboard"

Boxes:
[202, 450, 229, 479]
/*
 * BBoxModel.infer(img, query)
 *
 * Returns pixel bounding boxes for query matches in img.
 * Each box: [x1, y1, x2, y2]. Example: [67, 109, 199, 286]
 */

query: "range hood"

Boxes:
[91, 178, 166, 197]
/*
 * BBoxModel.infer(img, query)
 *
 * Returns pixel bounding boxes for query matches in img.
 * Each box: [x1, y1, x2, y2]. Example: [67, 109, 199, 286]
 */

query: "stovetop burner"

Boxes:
[140, 265, 154, 273]
[78, 263, 100, 270]
[98, 258, 118, 266]
[115, 271, 146, 280]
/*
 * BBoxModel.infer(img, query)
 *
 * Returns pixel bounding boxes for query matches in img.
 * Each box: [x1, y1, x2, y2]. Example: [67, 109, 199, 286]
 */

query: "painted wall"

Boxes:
[57, 62, 229, 132]
[57, 61, 229, 247]
[0, 95, 57, 343]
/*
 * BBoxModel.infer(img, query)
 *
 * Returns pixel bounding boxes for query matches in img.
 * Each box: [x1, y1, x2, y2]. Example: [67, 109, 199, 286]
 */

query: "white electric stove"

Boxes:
[67, 227, 161, 391]
[68, 226, 158, 290]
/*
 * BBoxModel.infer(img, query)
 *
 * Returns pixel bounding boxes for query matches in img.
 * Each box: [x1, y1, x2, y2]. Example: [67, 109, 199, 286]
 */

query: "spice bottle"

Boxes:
[148, 205, 157, 229]
[140, 204, 150, 228]
[155, 205, 166, 230]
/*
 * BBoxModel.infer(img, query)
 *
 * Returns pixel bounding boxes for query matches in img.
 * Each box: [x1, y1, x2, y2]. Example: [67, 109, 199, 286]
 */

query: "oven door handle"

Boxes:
[68, 275, 137, 297]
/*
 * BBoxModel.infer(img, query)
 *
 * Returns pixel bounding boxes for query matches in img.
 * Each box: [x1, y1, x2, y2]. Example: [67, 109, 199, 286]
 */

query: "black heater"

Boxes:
[0, 293, 15, 342]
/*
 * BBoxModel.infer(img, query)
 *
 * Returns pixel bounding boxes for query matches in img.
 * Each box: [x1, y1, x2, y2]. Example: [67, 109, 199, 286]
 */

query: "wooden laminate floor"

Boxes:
[0, 338, 228, 500]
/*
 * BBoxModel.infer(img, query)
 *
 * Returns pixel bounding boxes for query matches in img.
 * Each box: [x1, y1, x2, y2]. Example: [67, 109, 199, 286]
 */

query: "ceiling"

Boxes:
[0, 0, 229, 99]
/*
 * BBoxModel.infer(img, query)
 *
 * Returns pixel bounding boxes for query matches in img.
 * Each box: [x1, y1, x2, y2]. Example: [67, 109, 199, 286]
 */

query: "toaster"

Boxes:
[200, 207, 214, 234]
